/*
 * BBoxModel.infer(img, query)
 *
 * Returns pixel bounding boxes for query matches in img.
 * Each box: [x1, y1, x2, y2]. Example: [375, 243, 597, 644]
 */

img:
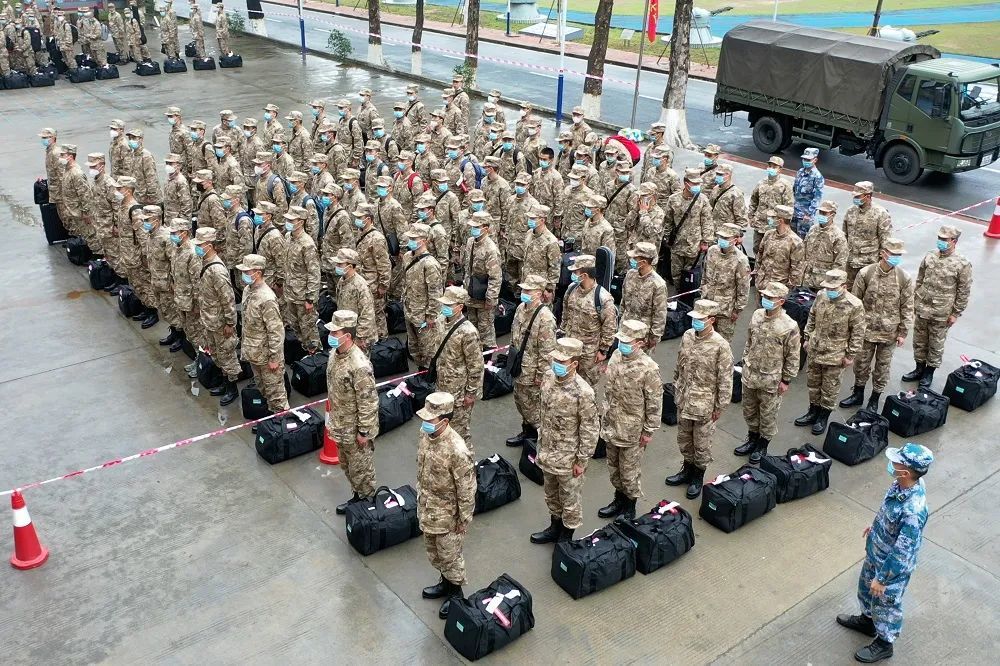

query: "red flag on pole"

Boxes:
[647, 0, 659, 42]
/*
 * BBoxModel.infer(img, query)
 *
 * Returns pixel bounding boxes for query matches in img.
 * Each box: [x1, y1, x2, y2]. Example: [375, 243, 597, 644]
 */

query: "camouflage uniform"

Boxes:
[108, 6, 127, 58]
[335, 267, 378, 350]
[604, 174, 638, 272]
[90, 165, 119, 271]
[283, 217, 322, 352]
[250, 209, 287, 291]
[320, 193, 355, 277]
[674, 318, 733, 471]
[601, 334, 662, 500]
[163, 165, 194, 222]
[511, 297, 558, 430]
[562, 262, 617, 387]
[520, 218, 561, 291]
[631, 191, 666, 250]
[401, 246, 444, 368]
[189, 5, 206, 58]
[59, 156, 90, 240]
[355, 216, 392, 339]
[792, 164, 824, 238]
[701, 240, 751, 341]
[222, 187, 253, 269]
[579, 209, 616, 259]
[161, 7, 179, 59]
[214, 4, 231, 55]
[198, 245, 242, 382]
[126, 141, 162, 206]
[749, 171, 794, 255]
[374, 184, 408, 297]
[503, 182, 539, 277]
[663, 191, 713, 284]
[461, 223, 503, 348]
[912, 242, 972, 369]
[119, 193, 154, 308]
[804, 286, 866, 410]
[172, 228, 204, 349]
[558, 170, 594, 242]
[742, 306, 801, 439]
[327, 340, 380, 497]
[709, 178, 749, 236]
[851, 260, 914, 394]
[844, 202, 893, 287]
[433, 303, 484, 449]
[146, 216, 179, 333]
[642, 163, 682, 203]
[620, 263, 669, 343]
[414, 144, 440, 184]
[803, 215, 849, 290]
[531, 164, 564, 222]
[756, 225, 805, 290]
[240, 258, 289, 411]
[109, 123, 130, 179]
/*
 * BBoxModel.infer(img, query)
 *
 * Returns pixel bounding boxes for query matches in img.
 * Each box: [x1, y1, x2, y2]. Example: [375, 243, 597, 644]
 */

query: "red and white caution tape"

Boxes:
[895, 195, 998, 232]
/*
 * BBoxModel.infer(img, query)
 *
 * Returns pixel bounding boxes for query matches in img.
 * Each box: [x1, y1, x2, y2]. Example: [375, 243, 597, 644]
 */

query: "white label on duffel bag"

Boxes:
[286, 422, 298, 430]
[488, 454, 500, 463]
[383, 489, 406, 508]
[656, 501, 680, 515]
[482, 589, 521, 615]
[291, 409, 310, 423]
[711, 474, 731, 485]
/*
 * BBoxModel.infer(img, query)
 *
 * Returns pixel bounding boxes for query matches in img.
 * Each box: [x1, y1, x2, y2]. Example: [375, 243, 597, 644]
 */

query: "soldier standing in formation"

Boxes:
[843, 181, 893, 288]
[431, 287, 483, 452]
[401, 223, 444, 368]
[561, 254, 616, 386]
[748, 156, 793, 255]
[620, 242, 668, 348]
[282, 206, 322, 354]
[700, 222, 751, 341]
[803, 200, 848, 290]
[238, 254, 289, 412]
[332, 249, 377, 352]
[189, 0, 206, 59]
[755, 204, 804, 292]
[193, 228, 242, 406]
[462, 211, 503, 349]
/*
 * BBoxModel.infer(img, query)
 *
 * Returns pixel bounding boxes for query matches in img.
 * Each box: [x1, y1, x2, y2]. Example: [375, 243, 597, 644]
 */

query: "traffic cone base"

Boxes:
[10, 491, 49, 571]
[318, 399, 340, 465]
[985, 197, 1000, 239]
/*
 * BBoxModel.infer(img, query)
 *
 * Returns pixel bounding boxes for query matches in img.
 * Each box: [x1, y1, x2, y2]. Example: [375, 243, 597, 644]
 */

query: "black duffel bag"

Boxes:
[220, 54, 244, 68]
[378, 383, 415, 434]
[386, 300, 407, 334]
[482, 358, 514, 400]
[661, 382, 678, 425]
[135, 60, 161, 76]
[283, 327, 307, 365]
[678, 251, 705, 309]
[494, 299, 517, 337]
[882, 389, 949, 437]
[34, 178, 49, 205]
[345, 485, 421, 556]
[760, 444, 832, 503]
[944, 359, 999, 412]
[444, 573, 534, 661]
[117, 284, 144, 318]
[30, 72, 55, 87]
[400, 373, 436, 411]
[371, 337, 408, 378]
[474, 453, 521, 514]
[823, 408, 889, 466]
[87, 259, 118, 290]
[700, 465, 777, 533]
[241, 373, 291, 420]
[615, 500, 695, 575]
[732, 359, 744, 404]
[518, 437, 543, 485]
[783, 287, 815, 332]
[184, 41, 197, 57]
[196, 350, 225, 390]
[96, 64, 120, 80]
[291, 351, 329, 397]
[254, 407, 324, 464]
[66, 236, 92, 265]
[193, 56, 216, 71]
[164, 57, 187, 73]
[317, 290, 337, 323]
[662, 300, 691, 340]
[551, 523, 637, 599]
[68, 66, 97, 83]
[3, 71, 30, 89]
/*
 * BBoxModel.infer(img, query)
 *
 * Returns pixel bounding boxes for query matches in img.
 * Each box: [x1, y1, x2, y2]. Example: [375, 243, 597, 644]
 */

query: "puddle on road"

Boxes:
[0, 190, 39, 228]
[66, 289, 86, 300]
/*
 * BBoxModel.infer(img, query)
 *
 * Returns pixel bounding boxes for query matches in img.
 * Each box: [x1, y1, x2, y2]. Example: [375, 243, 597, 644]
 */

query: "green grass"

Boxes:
[840, 22, 1000, 58]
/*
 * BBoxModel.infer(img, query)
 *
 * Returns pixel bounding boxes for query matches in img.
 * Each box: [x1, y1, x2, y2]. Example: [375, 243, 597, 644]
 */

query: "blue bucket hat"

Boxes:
[886, 443, 934, 474]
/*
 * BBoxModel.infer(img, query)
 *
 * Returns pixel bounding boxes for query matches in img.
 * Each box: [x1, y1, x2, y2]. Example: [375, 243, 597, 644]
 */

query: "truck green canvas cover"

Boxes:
[717, 21, 940, 124]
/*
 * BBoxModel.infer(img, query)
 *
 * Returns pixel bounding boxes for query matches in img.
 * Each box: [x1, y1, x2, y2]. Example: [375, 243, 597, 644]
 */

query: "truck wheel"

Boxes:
[752, 116, 786, 154]
[883, 144, 923, 185]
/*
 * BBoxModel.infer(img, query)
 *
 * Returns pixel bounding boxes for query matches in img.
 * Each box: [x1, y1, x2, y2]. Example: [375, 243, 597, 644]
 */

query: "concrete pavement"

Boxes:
[0, 32, 998, 664]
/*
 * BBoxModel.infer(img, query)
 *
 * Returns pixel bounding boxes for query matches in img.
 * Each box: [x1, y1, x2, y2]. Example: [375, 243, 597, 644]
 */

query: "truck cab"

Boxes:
[880, 60, 1000, 183]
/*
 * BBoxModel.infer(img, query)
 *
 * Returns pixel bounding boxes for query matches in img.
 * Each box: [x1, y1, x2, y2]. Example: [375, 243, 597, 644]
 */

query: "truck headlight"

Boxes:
[957, 159, 972, 167]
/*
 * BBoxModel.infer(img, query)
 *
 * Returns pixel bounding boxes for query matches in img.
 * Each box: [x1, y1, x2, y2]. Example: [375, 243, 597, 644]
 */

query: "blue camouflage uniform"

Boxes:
[857, 478, 929, 643]
[792, 166, 824, 238]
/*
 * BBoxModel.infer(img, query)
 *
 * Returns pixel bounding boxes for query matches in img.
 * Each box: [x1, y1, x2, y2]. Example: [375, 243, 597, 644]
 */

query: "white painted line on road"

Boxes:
[984, 167, 1000, 174]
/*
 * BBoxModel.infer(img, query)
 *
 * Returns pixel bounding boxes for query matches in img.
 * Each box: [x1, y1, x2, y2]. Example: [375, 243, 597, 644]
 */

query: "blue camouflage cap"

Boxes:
[886, 443, 934, 474]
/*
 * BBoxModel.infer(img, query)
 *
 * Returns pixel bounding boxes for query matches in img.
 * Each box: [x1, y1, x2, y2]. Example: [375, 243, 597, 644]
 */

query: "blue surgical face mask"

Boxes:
[437, 183, 448, 193]
[618, 174, 630, 183]
[41, 138, 51, 147]
[253, 214, 264, 226]
[527, 219, 537, 230]
[396, 162, 406, 172]
[393, 111, 404, 119]
[218, 198, 232, 212]
[228, 119, 237, 129]
[328, 333, 340, 349]
[243, 130, 253, 138]
[515, 185, 526, 195]
[618, 342, 633, 356]
[376, 186, 388, 198]
[584, 207, 594, 218]
[142, 222, 153, 232]
[344, 182, 354, 192]
[420, 420, 437, 435]
[264, 112, 273, 121]
[416, 144, 426, 154]
[417, 210, 429, 221]
[447, 150, 459, 160]
[802, 160, 813, 169]
[502, 142, 513, 152]
[311, 108, 320, 118]
[704, 157, 715, 166]
[488, 132, 498, 142]
[128, 140, 140, 151]
[691, 318, 707, 332]
[766, 167, 778, 177]
[937, 239, 949, 252]
[651, 158, 662, 167]
[374, 129, 385, 139]
[167, 117, 177, 126]
[354, 218, 364, 228]
[365, 154, 376, 163]
[194, 245, 206, 257]
[483, 116, 494, 125]
[520, 292, 533, 304]
[714, 175, 724, 185]
[887, 461, 902, 479]
[853, 197, 864, 206]
[241, 272, 254, 285]
[761, 297, 776, 311]
[827, 289, 841, 300]
[718, 238, 731, 250]
[816, 214, 829, 226]
[887, 255, 902, 267]
[169, 233, 181, 245]
[440, 305, 454, 318]
[690, 185, 702, 195]
[284, 222, 295, 232]
[407, 239, 419, 251]
[334, 266, 346, 277]
[767, 217, 776, 228]
[310, 165, 321, 174]
[629, 258, 638, 270]
[190, 131, 200, 141]
[574, 159, 584, 166]
[471, 202, 484, 212]
[273, 145, 283, 154]
[539, 160, 549, 169]
[320, 196, 332, 207]
[337, 110, 346, 118]
[570, 273, 581, 284]
[288, 183, 299, 194]
[470, 227, 482, 238]
[321, 134, 330, 143]
[551, 361, 569, 377]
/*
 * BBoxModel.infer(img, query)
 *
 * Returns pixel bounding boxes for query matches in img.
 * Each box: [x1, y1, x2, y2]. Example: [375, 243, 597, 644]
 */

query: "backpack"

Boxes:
[461, 156, 485, 189]
[491, 145, 533, 175]
[302, 194, 324, 230]
[400, 171, 428, 193]
[266, 173, 292, 201]
[233, 210, 253, 233]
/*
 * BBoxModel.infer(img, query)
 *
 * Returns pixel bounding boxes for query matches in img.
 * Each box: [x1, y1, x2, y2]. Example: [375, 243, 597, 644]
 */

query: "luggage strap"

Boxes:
[654, 501, 680, 516]
[789, 451, 830, 466]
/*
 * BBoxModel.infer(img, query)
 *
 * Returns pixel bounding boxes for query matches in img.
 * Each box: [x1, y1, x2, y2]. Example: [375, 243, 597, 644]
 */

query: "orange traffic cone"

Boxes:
[10, 491, 48, 570]
[984, 197, 1000, 239]
[318, 399, 340, 465]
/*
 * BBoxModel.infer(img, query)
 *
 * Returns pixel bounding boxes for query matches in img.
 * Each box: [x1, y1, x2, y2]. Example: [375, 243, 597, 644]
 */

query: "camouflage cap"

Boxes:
[191, 227, 218, 245]
[468, 189, 486, 202]
[759, 281, 789, 299]
[318, 120, 338, 132]
[488, 88, 503, 97]
[341, 168, 361, 180]
[375, 175, 393, 188]
[882, 237, 907, 255]
[445, 136, 461, 149]
[650, 121, 666, 132]
[431, 109, 446, 119]
[415, 133, 431, 142]
[558, 130, 573, 141]
[716, 163, 733, 175]
[518, 274, 548, 292]
[284, 205, 309, 221]
[164, 152, 183, 163]
[405, 83, 419, 93]
[573, 148, 590, 160]
[222, 185, 245, 199]
[189, 120, 206, 131]
[886, 442, 934, 474]
[321, 183, 344, 198]
[125, 128, 144, 138]
[436, 285, 469, 306]
[568, 254, 595, 271]
[615, 161, 632, 173]
[326, 309, 359, 332]
[86, 152, 105, 163]
[191, 169, 214, 182]
[398, 150, 415, 162]
[392, 101, 406, 111]
[264, 103, 279, 112]
[569, 164, 589, 178]
[168, 218, 192, 232]
[109, 119, 125, 130]
[483, 156, 502, 168]
[441, 88, 455, 98]
[514, 172, 532, 185]
[285, 110, 303, 121]
[716, 222, 743, 238]
[818, 199, 838, 213]
[482, 102, 497, 114]
[416, 391, 456, 421]
[38, 127, 56, 137]
[335, 98, 351, 108]
[309, 99, 326, 108]
[359, 87, 373, 96]
[287, 170, 308, 183]
[703, 143, 721, 154]
[364, 139, 382, 151]
[253, 151, 273, 164]
[637, 182, 658, 196]
[415, 194, 436, 209]
[767, 155, 784, 167]
[243, 118, 259, 128]
[353, 203, 375, 218]
[683, 167, 702, 182]
[310, 152, 329, 163]
[219, 108, 234, 117]
[334, 248, 360, 265]
[550, 336, 584, 361]
[519, 100, 533, 110]
[254, 201, 278, 215]
[938, 224, 961, 239]
[531, 204, 551, 218]
[468, 211, 492, 227]
[773, 204, 793, 220]
[615, 319, 649, 343]
[141, 205, 162, 218]
[271, 133, 287, 144]
[820, 268, 848, 289]
[585, 194, 608, 209]
[452, 73, 465, 82]
[689, 299, 720, 319]
[404, 223, 431, 239]
[164, 106, 181, 115]
[852, 180, 874, 195]
[371, 117, 385, 130]
[60, 144, 77, 155]
[501, 129, 516, 140]
[236, 253, 267, 271]
[429, 168, 448, 182]
[116, 175, 137, 188]
[571, 106, 585, 115]
[627, 241, 658, 261]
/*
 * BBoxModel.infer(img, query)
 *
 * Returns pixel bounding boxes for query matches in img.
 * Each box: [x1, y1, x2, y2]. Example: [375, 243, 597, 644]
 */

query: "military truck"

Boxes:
[713, 21, 1000, 184]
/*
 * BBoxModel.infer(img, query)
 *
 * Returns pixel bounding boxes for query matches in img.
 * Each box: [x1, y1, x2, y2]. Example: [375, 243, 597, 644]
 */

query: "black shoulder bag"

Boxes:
[505, 304, 546, 378]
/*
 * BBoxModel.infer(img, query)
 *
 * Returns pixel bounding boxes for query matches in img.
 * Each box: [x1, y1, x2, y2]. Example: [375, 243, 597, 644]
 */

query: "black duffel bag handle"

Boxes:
[583, 524, 632, 594]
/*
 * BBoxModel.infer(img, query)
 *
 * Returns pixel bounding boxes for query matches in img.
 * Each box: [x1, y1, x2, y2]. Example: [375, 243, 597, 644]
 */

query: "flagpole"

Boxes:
[630, 0, 652, 128]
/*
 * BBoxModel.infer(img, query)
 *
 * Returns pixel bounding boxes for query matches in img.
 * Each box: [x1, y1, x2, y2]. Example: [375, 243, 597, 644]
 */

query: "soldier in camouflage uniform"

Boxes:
[579, 193, 615, 259]
[504, 172, 539, 278]
[117, 178, 156, 323]
[87, 154, 120, 280]
[414, 134, 439, 183]
[282, 206, 322, 353]
[401, 223, 444, 368]
[309, 153, 336, 202]
[792, 148, 824, 238]
[416, 391, 476, 619]
[269, 133, 295, 180]
[553, 131, 574, 178]
[239, 254, 289, 411]
[333, 249, 377, 352]
[734, 283, 801, 464]
[557, 163, 595, 242]
[214, 2, 232, 56]
[597, 320, 663, 520]
[709, 164, 748, 236]
[189, 1, 206, 58]
[521, 204, 560, 292]
[326, 310, 380, 514]
[221, 185, 252, 270]
[432, 287, 484, 450]
[125, 129, 162, 206]
[192, 228, 242, 406]
[569, 106, 591, 152]
[803, 200, 848, 290]
[371, 118, 400, 166]
[143, 207, 180, 346]
[641, 145, 681, 203]
[481, 156, 511, 238]
[665, 300, 733, 499]
[561, 254, 617, 386]
[404, 84, 428, 131]
[319, 184, 354, 285]
[531, 147, 564, 221]
[506, 274, 558, 447]
[163, 153, 193, 222]
[427, 110, 453, 162]
[169, 218, 202, 376]
[241, 120, 266, 193]
[756, 204, 805, 291]
[252, 152, 288, 215]
[392, 150, 424, 222]
[108, 120, 130, 179]
[605, 161, 639, 272]
[844, 181, 893, 288]
[903, 225, 972, 390]
[356, 87, 381, 139]
[340, 168, 367, 216]
[286, 171, 320, 241]
[663, 171, 713, 285]
[353, 203, 391, 339]
[641, 122, 670, 174]
[333, 100, 364, 166]
[748, 156, 794, 256]
[58, 145, 90, 242]
[621, 242, 668, 348]
[530, 337, 599, 544]
[630, 182, 665, 250]
[415, 193, 450, 270]
[430, 169, 461, 240]
[188, 121, 212, 179]
[462, 212, 503, 349]
[796, 269, 866, 435]
[161, 2, 180, 59]
[192, 170, 228, 250]
[494, 130, 527, 182]
[837, 443, 933, 664]
[249, 201, 287, 295]
[840, 238, 914, 412]
[701, 222, 751, 341]
[699, 144, 721, 198]
[212, 137, 246, 195]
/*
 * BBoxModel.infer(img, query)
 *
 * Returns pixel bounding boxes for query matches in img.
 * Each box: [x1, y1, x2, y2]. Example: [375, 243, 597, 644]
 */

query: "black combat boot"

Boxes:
[734, 432, 759, 456]
[866, 391, 882, 412]
[422, 575, 448, 599]
[159, 326, 179, 346]
[794, 404, 819, 426]
[918, 366, 935, 390]
[749, 436, 770, 465]
[530, 515, 562, 544]
[685, 466, 706, 500]
[131, 307, 149, 321]
[506, 423, 529, 447]
[335, 492, 360, 515]
[902, 362, 925, 382]
[439, 581, 463, 619]
[854, 637, 893, 663]
[523, 424, 538, 442]
[557, 525, 575, 542]
[219, 381, 239, 407]
[140, 308, 159, 329]
[210, 381, 228, 396]
[597, 490, 624, 519]
[620, 497, 637, 521]
[836, 613, 877, 637]
[811, 408, 831, 436]
[169, 331, 186, 353]
[839, 385, 865, 408]
[665, 462, 692, 486]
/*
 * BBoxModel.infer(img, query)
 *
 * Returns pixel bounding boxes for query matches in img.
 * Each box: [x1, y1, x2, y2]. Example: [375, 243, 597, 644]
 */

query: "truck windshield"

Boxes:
[959, 77, 1000, 122]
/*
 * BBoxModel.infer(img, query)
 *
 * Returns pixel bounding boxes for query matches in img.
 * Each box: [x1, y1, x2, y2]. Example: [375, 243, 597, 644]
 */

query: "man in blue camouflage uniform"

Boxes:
[792, 148, 824, 239]
[837, 443, 933, 663]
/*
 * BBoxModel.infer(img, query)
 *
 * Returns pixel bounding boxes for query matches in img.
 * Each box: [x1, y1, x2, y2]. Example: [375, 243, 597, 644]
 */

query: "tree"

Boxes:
[659, 0, 695, 148]
[368, 0, 387, 67]
[411, 0, 425, 75]
[581, 0, 614, 119]
[465, 0, 480, 86]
